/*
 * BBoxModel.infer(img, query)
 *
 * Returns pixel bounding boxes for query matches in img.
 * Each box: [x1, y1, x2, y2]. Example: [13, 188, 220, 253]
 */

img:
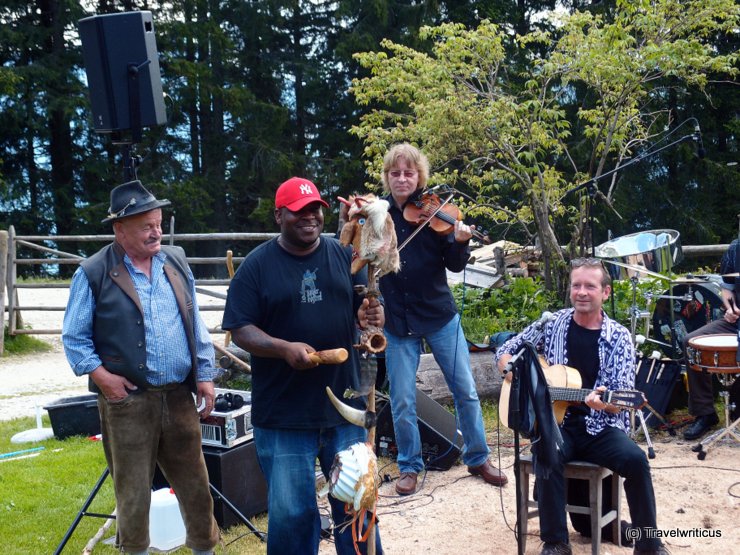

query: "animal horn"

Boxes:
[326, 386, 377, 429]
[338, 196, 352, 206]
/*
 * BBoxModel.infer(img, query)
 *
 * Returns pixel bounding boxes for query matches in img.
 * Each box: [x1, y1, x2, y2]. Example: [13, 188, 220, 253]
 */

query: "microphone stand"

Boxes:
[504, 345, 527, 555]
[563, 132, 699, 257]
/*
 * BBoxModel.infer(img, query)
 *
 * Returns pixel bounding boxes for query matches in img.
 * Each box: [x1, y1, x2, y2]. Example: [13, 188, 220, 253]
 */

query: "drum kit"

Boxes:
[594, 229, 740, 459]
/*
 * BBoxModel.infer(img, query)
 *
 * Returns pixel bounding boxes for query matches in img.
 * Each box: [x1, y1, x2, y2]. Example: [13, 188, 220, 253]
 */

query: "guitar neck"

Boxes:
[548, 386, 597, 404]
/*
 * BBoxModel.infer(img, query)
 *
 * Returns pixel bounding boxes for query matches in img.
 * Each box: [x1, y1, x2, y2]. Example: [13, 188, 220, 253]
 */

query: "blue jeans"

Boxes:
[253, 423, 383, 555]
[385, 313, 490, 473]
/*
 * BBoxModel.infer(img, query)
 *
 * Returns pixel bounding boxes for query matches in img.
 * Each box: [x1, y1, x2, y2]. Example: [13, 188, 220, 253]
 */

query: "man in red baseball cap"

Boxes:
[223, 176, 384, 554]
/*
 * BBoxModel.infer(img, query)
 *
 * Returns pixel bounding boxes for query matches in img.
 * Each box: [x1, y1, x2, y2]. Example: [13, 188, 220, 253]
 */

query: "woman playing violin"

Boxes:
[378, 143, 507, 496]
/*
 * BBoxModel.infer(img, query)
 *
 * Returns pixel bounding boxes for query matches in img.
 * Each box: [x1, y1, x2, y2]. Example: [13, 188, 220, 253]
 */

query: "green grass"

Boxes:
[2, 328, 52, 357]
[0, 417, 268, 554]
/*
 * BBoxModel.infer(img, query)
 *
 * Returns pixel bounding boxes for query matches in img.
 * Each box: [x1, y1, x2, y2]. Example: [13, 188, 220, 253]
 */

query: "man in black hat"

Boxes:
[62, 180, 220, 555]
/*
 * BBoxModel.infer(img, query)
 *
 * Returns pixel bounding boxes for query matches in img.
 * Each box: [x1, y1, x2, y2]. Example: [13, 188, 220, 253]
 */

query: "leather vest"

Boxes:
[80, 243, 198, 393]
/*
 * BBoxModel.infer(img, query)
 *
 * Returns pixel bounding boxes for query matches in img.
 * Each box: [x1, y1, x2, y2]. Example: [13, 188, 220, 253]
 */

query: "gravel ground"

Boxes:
[0, 285, 227, 422]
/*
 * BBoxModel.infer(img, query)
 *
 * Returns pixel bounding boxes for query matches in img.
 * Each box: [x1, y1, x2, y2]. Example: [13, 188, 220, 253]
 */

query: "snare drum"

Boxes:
[686, 334, 740, 373]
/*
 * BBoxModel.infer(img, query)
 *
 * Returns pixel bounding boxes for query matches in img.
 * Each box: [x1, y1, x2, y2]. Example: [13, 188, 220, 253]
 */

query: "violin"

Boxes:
[402, 190, 490, 244]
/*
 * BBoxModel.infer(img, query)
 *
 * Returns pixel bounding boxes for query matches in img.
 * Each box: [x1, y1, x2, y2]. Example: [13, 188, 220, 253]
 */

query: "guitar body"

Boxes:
[499, 356, 646, 430]
[499, 357, 582, 428]
[547, 363, 583, 424]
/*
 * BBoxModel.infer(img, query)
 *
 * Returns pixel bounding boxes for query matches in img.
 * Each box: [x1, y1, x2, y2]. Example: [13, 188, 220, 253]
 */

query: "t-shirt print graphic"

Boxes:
[300, 268, 323, 304]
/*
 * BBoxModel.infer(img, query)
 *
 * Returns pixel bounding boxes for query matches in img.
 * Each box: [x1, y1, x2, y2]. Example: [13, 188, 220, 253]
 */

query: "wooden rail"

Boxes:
[0, 223, 730, 354]
[1, 223, 283, 352]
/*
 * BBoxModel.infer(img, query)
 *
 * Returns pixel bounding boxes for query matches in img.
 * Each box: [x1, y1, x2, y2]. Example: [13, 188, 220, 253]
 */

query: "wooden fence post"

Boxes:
[0, 230, 7, 354]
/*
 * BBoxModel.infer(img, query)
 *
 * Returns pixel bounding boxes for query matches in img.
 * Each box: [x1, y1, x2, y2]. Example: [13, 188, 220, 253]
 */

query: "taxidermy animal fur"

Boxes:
[339, 194, 400, 277]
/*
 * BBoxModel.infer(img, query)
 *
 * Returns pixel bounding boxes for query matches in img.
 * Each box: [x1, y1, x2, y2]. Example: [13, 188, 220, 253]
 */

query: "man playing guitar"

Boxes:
[496, 258, 669, 555]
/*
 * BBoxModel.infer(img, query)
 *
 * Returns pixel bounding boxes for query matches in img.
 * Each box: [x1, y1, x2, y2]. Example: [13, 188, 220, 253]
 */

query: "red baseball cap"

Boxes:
[275, 177, 329, 211]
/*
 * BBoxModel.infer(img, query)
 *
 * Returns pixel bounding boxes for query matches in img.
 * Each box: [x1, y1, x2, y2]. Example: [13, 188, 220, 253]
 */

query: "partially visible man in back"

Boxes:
[63, 180, 220, 555]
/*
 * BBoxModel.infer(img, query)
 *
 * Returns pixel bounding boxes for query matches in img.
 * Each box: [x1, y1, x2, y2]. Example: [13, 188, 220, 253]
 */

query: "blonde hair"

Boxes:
[381, 143, 429, 193]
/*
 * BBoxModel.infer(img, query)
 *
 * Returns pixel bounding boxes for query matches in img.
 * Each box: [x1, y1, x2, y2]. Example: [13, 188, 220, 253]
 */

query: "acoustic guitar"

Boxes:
[498, 358, 647, 429]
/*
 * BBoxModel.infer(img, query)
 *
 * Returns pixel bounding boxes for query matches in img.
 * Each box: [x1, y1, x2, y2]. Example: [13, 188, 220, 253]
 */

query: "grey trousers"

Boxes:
[98, 383, 219, 552]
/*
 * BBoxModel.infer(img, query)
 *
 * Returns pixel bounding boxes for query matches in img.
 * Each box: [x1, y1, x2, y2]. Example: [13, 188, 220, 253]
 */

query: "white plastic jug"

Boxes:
[149, 488, 186, 551]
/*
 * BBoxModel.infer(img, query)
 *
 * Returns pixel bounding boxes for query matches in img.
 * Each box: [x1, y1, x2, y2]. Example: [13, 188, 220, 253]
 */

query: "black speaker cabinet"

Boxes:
[152, 441, 268, 529]
[78, 11, 166, 133]
[375, 388, 464, 471]
[203, 441, 268, 528]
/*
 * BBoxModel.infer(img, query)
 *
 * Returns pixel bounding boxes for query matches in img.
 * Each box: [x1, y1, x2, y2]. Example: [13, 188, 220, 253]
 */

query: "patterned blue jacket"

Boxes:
[497, 308, 636, 435]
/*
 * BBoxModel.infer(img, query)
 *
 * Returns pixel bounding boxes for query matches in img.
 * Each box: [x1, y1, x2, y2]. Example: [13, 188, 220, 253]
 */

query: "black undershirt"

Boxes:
[566, 320, 601, 417]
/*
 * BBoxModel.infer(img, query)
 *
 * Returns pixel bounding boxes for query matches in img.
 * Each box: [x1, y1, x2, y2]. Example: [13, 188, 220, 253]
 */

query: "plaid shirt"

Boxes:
[496, 307, 635, 435]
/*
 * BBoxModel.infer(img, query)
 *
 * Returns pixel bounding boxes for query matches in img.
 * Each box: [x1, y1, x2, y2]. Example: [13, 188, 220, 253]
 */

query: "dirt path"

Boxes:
[0, 286, 226, 421]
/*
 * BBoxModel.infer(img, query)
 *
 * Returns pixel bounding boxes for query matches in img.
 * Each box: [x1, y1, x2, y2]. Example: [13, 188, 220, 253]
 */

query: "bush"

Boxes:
[453, 276, 669, 351]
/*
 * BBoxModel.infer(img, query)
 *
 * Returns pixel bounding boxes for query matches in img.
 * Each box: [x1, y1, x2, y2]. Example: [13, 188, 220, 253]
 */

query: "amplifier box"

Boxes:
[375, 388, 464, 471]
[200, 388, 252, 448]
[203, 441, 268, 528]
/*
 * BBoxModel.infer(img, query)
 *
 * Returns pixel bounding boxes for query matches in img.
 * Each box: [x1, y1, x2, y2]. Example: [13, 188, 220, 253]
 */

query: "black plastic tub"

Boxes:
[43, 394, 101, 439]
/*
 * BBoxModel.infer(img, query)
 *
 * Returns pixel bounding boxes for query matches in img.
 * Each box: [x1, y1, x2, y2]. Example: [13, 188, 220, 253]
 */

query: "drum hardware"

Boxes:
[686, 334, 740, 460]
[651, 278, 725, 360]
[644, 351, 662, 384]
[630, 354, 677, 457]
[635, 333, 672, 350]
[691, 374, 740, 460]
[601, 258, 673, 282]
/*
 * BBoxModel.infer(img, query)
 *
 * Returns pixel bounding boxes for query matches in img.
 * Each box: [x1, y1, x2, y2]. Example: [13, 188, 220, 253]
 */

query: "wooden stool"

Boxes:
[518, 454, 622, 555]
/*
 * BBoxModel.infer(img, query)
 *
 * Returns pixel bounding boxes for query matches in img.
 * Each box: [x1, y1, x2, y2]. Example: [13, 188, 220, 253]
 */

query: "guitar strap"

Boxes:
[509, 342, 563, 479]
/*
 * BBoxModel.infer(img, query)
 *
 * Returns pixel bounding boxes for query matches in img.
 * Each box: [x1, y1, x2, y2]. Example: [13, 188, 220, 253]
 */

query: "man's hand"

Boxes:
[585, 386, 620, 414]
[197, 381, 216, 419]
[721, 288, 739, 324]
[358, 297, 384, 328]
[283, 342, 320, 370]
[497, 354, 514, 382]
[90, 366, 137, 402]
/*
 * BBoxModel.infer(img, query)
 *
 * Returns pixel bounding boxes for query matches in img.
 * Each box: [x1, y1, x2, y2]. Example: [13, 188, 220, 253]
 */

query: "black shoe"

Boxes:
[540, 542, 572, 555]
[683, 413, 719, 440]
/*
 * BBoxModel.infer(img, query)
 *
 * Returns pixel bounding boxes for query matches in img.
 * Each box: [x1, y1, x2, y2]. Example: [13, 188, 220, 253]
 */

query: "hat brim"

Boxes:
[102, 199, 172, 223]
[281, 197, 329, 212]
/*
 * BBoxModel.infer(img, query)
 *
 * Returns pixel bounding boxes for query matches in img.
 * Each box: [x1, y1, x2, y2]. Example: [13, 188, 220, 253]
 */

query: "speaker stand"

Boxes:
[53, 467, 265, 553]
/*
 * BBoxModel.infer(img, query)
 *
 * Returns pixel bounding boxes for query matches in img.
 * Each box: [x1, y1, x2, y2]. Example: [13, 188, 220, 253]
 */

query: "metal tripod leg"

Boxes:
[54, 468, 267, 553]
[692, 390, 740, 460]
[631, 409, 656, 459]
[54, 467, 113, 554]
[209, 482, 266, 542]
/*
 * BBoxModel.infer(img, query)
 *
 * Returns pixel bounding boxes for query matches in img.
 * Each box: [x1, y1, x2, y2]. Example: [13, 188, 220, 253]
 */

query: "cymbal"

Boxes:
[601, 259, 671, 281]
[672, 276, 711, 284]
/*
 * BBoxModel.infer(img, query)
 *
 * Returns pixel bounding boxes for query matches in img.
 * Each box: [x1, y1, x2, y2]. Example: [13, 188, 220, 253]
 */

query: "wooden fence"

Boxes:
[0, 222, 282, 354]
[0, 223, 729, 355]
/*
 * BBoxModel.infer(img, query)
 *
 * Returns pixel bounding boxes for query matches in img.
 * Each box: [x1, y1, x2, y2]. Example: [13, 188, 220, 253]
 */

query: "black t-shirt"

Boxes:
[567, 320, 601, 416]
[222, 237, 367, 429]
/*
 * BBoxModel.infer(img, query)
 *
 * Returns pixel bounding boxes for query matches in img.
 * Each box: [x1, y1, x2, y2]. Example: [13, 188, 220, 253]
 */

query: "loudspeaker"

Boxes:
[78, 11, 166, 133]
[203, 441, 268, 528]
[375, 388, 464, 471]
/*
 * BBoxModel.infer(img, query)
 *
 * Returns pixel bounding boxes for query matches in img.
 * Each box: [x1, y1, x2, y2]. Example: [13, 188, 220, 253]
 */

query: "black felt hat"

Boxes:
[102, 180, 171, 223]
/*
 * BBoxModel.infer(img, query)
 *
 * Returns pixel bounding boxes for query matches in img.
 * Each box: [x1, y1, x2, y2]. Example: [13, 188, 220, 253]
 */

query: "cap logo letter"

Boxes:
[300, 184, 313, 195]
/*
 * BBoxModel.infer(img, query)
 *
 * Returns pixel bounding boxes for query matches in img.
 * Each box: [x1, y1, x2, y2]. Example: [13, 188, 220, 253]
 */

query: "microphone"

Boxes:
[533, 310, 556, 329]
[693, 123, 705, 159]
